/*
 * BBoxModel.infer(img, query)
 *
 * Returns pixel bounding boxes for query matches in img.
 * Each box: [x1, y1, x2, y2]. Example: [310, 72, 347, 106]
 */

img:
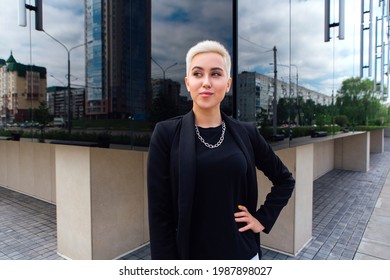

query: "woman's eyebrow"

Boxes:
[191, 66, 224, 71]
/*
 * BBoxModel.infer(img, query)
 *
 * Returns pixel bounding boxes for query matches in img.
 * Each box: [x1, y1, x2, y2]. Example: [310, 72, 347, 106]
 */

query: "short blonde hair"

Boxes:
[185, 40, 231, 78]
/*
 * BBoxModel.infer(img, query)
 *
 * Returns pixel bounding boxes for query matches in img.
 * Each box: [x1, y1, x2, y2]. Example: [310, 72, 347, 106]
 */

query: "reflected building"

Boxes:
[85, 0, 151, 119]
[84, 0, 232, 121]
[238, 71, 271, 122]
[151, 78, 181, 120]
[81, 0, 332, 127]
[47, 86, 85, 119]
[151, 78, 181, 107]
[237, 71, 332, 123]
[0, 53, 46, 123]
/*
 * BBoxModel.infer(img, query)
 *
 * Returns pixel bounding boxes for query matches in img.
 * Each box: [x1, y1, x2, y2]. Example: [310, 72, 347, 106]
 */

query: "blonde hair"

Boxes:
[185, 40, 231, 78]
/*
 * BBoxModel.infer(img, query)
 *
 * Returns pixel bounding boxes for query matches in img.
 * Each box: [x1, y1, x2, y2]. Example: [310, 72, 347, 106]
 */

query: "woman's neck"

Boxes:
[193, 107, 223, 128]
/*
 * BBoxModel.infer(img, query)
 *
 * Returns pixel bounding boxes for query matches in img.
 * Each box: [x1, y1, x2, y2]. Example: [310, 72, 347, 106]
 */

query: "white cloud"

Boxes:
[0, 0, 85, 87]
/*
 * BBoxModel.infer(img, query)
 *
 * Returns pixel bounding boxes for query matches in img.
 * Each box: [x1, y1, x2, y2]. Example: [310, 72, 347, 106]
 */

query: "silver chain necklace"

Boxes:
[195, 121, 226, 149]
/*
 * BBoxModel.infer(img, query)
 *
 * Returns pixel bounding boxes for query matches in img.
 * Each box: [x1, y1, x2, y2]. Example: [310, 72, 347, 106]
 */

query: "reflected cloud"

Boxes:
[0, 0, 85, 88]
[238, 0, 360, 96]
[152, 0, 232, 94]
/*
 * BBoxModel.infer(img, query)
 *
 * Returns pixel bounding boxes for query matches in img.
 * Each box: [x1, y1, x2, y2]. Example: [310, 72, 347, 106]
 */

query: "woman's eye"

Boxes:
[212, 72, 222, 77]
[193, 72, 202, 77]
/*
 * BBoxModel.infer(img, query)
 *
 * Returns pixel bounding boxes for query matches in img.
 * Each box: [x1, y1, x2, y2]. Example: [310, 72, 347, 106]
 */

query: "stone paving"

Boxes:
[0, 188, 62, 260]
[0, 137, 389, 260]
[354, 165, 390, 260]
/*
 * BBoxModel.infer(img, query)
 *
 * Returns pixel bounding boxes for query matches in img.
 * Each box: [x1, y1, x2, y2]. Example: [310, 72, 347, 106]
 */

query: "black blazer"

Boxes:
[147, 111, 295, 259]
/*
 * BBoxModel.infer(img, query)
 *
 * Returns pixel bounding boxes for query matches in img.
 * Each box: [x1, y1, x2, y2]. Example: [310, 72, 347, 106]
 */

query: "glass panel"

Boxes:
[85, 0, 104, 115]
[151, 0, 233, 119]
[3, 0, 382, 148]
[237, 0, 344, 146]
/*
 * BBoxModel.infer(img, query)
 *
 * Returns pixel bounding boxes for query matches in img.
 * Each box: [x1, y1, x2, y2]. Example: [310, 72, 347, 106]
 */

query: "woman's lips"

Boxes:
[200, 91, 213, 96]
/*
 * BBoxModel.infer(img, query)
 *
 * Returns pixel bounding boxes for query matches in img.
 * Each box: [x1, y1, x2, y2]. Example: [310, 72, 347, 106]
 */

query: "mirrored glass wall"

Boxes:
[3, 0, 361, 147]
[150, 0, 233, 120]
[236, 0, 359, 146]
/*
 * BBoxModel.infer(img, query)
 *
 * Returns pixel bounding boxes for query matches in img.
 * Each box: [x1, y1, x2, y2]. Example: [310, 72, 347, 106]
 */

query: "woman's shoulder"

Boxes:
[155, 110, 194, 130]
[156, 115, 183, 127]
[152, 115, 185, 140]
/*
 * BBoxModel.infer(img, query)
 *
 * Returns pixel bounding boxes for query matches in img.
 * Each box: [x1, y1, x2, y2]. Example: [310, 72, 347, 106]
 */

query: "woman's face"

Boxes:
[185, 52, 232, 113]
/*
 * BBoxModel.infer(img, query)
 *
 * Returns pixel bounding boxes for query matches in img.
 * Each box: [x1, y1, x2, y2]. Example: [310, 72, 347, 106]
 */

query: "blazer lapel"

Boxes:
[177, 111, 196, 259]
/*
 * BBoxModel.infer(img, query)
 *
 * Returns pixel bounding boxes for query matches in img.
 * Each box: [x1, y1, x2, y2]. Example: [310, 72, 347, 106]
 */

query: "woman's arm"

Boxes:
[250, 126, 296, 233]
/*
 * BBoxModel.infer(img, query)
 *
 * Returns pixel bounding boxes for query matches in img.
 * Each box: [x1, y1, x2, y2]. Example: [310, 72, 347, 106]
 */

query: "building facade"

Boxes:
[84, 0, 151, 120]
[238, 71, 332, 123]
[151, 79, 181, 106]
[0, 53, 47, 124]
[47, 86, 86, 120]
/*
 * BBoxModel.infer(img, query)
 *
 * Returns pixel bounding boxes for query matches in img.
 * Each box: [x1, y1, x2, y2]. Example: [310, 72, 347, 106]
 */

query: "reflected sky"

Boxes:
[0, 0, 370, 100]
[151, 0, 232, 97]
[151, 0, 362, 98]
[237, 0, 361, 96]
[0, 1, 85, 89]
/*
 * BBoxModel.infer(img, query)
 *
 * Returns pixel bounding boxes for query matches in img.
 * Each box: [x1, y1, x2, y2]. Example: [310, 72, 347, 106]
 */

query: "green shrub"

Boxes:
[334, 115, 349, 127]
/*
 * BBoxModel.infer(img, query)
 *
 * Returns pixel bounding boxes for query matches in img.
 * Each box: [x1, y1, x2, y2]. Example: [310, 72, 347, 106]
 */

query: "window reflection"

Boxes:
[85, 0, 151, 119]
[237, 0, 333, 145]
[1, 0, 365, 147]
[84, 0, 233, 122]
[151, 0, 233, 120]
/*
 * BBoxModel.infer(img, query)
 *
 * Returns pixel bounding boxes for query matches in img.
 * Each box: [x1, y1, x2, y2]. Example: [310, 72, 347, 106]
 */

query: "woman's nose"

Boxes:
[202, 75, 211, 88]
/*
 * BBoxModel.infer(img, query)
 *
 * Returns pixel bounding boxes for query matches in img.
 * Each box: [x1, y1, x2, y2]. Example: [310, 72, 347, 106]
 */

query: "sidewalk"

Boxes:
[0, 188, 61, 260]
[124, 136, 390, 260]
[0, 137, 389, 260]
[354, 167, 390, 259]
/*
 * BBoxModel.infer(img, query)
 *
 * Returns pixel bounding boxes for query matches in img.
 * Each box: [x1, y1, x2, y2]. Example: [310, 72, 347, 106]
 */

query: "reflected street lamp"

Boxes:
[50, 75, 66, 87]
[151, 58, 178, 105]
[43, 30, 92, 133]
[151, 57, 177, 81]
[270, 63, 299, 125]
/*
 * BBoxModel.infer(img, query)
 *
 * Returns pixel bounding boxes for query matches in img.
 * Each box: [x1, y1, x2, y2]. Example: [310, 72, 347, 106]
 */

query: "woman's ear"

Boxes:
[184, 76, 190, 92]
[226, 77, 232, 92]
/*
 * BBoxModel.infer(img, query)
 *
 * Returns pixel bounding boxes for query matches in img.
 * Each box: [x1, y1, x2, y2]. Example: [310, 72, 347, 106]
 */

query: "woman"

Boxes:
[147, 40, 295, 260]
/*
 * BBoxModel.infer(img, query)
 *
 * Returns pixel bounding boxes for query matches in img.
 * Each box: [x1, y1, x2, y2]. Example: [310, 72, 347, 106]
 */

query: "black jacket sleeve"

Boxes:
[249, 125, 296, 233]
[147, 122, 179, 259]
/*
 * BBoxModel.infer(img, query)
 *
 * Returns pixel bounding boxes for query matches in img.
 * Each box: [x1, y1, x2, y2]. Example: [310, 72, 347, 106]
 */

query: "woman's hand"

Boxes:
[234, 205, 265, 233]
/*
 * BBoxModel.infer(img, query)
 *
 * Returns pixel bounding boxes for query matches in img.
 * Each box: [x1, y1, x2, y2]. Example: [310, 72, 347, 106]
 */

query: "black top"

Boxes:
[189, 125, 258, 259]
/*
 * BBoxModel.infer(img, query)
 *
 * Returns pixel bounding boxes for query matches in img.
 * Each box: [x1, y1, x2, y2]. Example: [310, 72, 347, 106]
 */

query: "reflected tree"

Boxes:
[30, 101, 52, 142]
[336, 77, 385, 126]
[31, 101, 52, 127]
